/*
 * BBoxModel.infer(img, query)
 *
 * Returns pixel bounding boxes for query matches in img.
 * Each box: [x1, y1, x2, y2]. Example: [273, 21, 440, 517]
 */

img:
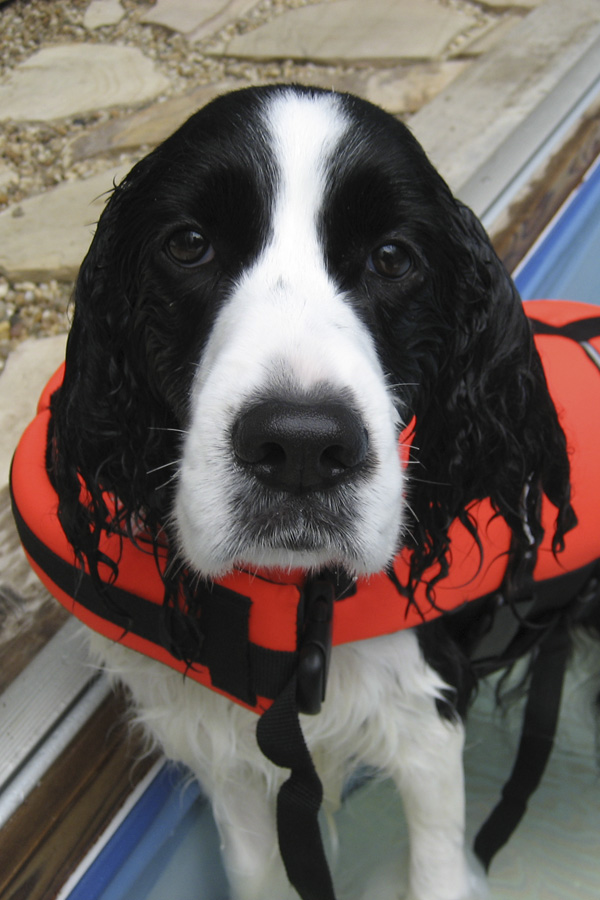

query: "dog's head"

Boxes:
[51, 85, 572, 594]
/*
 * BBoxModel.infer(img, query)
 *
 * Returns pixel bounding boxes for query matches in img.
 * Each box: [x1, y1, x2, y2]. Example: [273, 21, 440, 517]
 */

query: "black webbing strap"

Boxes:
[257, 672, 337, 900]
[462, 562, 597, 677]
[473, 617, 570, 870]
[257, 579, 337, 900]
[529, 314, 600, 342]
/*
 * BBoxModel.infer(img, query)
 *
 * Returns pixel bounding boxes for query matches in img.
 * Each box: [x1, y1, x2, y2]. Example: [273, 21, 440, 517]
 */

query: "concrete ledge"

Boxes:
[464, 36, 600, 226]
[409, 0, 600, 200]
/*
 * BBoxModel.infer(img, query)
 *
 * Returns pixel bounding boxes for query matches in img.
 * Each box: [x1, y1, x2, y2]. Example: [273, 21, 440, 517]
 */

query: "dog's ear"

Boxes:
[407, 201, 574, 589]
[50, 163, 179, 569]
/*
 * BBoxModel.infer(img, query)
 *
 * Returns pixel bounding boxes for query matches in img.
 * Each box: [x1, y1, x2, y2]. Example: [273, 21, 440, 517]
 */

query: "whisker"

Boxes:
[155, 472, 180, 492]
[402, 499, 419, 523]
[401, 524, 417, 546]
[400, 441, 420, 453]
[149, 426, 190, 436]
[147, 460, 179, 475]
[408, 476, 451, 487]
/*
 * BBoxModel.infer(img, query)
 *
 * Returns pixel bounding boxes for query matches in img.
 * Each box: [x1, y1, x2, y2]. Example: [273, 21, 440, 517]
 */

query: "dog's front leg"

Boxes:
[390, 710, 486, 900]
[328, 634, 488, 900]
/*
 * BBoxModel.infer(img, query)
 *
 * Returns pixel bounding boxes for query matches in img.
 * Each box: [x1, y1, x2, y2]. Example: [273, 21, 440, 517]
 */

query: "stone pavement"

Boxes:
[0, 0, 539, 295]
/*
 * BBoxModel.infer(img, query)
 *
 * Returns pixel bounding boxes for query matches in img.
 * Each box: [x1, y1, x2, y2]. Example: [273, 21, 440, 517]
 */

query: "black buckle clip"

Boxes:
[297, 579, 335, 715]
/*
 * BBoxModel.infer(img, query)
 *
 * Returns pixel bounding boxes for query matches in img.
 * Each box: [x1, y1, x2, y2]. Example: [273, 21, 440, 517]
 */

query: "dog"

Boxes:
[46, 84, 591, 900]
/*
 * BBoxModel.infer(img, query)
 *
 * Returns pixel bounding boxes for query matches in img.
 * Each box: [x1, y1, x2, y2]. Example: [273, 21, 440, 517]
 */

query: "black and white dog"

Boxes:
[50, 85, 576, 900]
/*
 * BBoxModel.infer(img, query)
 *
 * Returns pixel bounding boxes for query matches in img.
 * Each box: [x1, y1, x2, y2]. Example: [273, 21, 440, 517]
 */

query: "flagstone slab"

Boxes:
[213, 0, 479, 62]
[0, 44, 170, 123]
[481, 0, 544, 5]
[141, 0, 257, 39]
[462, 16, 522, 57]
[68, 81, 237, 162]
[0, 167, 128, 282]
[362, 61, 468, 115]
[83, 0, 126, 29]
[0, 163, 18, 192]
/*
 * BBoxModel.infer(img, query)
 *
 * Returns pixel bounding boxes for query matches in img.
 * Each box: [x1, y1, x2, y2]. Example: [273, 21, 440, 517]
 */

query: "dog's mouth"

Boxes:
[206, 475, 385, 577]
[230, 488, 361, 560]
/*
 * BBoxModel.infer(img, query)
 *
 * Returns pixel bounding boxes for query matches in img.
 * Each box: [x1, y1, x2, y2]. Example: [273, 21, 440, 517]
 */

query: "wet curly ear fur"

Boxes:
[50, 159, 183, 580]
[404, 199, 574, 592]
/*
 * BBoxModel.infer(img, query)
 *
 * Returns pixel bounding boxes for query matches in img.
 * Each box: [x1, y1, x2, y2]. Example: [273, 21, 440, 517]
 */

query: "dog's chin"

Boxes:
[186, 533, 398, 582]
[233, 545, 359, 580]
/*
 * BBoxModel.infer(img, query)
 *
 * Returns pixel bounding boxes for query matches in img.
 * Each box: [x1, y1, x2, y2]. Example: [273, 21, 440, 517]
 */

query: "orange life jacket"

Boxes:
[10, 300, 600, 714]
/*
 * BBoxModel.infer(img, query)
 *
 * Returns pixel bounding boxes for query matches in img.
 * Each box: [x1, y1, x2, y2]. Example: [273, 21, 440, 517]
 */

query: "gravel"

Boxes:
[0, 276, 71, 370]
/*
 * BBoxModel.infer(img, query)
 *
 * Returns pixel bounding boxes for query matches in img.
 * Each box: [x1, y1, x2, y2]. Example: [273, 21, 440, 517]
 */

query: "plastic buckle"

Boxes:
[296, 579, 335, 715]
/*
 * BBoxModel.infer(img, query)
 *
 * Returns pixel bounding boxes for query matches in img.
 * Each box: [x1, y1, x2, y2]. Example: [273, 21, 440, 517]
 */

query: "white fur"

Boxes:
[93, 91, 487, 900]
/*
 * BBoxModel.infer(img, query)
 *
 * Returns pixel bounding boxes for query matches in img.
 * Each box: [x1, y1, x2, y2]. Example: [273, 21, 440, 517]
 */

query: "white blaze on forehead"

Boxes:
[195, 91, 360, 397]
[264, 91, 348, 268]
[229, 89, 376, 393]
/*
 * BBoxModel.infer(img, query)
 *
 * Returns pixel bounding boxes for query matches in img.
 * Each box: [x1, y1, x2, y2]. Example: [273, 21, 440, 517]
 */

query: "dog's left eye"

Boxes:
[368, 243, 412, 280]
[165, 229, 215, 267]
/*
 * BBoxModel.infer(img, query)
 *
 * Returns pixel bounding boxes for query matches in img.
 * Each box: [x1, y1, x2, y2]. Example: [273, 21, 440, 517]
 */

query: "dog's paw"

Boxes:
[357, 854, 489, 900]
[458, 852, 490, 900]
[403, 854, 490, 900]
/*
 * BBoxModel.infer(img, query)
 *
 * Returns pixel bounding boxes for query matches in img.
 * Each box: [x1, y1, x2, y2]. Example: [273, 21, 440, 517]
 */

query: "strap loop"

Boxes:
[256, 669, 338, 900]
[473, 618, 570, 869]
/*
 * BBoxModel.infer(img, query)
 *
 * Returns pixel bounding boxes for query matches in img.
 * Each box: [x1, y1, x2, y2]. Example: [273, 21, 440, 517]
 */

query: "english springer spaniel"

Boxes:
[49, 85, 579, 900]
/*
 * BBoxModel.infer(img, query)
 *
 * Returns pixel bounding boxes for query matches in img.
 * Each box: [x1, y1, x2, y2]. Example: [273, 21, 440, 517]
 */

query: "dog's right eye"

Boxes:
[368, 243, 412, 280]
[165, 229, 215, 267]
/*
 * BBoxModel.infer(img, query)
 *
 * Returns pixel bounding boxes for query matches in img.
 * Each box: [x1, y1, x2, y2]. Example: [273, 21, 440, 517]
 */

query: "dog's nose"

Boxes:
[232, 399, 368, 492]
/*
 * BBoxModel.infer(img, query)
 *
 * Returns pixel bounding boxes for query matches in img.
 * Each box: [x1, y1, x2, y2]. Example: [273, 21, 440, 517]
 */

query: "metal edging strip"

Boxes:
[0, 619, 110, 827]
[458, 34, 600, 228]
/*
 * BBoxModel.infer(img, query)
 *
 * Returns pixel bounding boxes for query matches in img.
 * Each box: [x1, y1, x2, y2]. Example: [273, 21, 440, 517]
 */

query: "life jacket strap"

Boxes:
[257, 580, 338, 900]
[474, 617, 570, 870]
[10, 478, 300, 709]
[451, 560, 599, 675]
[529, 314, 600, 340]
